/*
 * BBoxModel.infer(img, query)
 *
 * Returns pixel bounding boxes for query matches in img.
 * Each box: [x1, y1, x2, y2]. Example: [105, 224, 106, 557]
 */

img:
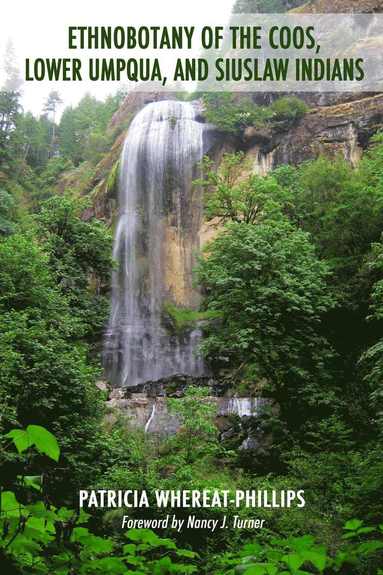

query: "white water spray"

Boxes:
[104, 100, 206, 387]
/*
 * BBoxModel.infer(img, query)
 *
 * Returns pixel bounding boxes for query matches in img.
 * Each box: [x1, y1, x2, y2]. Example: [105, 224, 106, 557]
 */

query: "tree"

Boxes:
[0, 188, 16, 235]
[59, 93, 123, 165]
[0, 90, 20, 170]
[0, 232, 107, 497]
[0, 41, 22, 171]
[359, 238, 383, 434]
[43, 91, 62, 153]
[35, 195, 113, 345]
[273, 156, 383, 277]
[272, 153, 383, 395]
[197, 218, 337, 432]
[58, 105, 78, 161]
[197, 146, 383, 459]
[199, 152, 292, 224]
[12, 112, 52, 170]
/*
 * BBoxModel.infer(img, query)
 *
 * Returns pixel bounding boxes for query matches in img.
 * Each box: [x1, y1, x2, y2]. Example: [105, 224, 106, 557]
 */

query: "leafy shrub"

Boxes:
[0, 226, 110, 500]
[198, 152, 293, 224]
[270, 96, 308, 124]
[197, 218, 334, 387]
[167, 386, 219, 464]
[212, 521, 383, 574]
[163, 301, 220, 334]
[0, 188, 16, 235]
[35, 195, 113, 343]
[1, 425, 198, 574]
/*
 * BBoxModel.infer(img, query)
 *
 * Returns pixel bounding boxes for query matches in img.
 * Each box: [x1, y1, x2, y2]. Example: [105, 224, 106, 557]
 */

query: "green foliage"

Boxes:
[0, 86, 125, 211]
[1, 59, 383, 575]
[0, 232, 58, 312]
[0, 228, 108, 498]
[0, 90, 21, 172]
[0, 85, 123, 516]
[212, 521, 383, 574]
[7, 425, 60, 461]
[202, 94, 261, 134]
[1, 426, 198, 575]
[358, 237, 383, 434]
[167, 386, 219, 464]
[13, 112, 52, 171]
[270, 154, 383, 431]
[59, 92, 123, 165]
[106, 159, 120, 197]
[358, 132, 383, 188]
[198, 152, 292, 224]
[35, 195, 113, 343]
[0, 188, 17, 234]
[163, 301, 220, 333]
[269, 96, 308, 123]
[196, 143, 383, 464]
[3, 424, 381, 575]
[197, 219, 335, 413]
[202, 94, 307, 134]
[121, 529, 198, 574]
[273, 156, 383, 283]
[37, 156, 74, 193]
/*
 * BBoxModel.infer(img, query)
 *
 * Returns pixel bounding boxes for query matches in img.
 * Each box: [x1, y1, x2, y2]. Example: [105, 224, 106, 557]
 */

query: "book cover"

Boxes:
[1, 1, 383, 573]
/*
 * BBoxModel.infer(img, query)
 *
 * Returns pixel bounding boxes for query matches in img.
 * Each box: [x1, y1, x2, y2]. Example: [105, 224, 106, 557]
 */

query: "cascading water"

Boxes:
[104, 100, 207, 387]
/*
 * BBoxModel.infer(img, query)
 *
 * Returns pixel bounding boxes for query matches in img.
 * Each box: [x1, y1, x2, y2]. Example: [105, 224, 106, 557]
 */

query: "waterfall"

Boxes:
[251, 145, 275, 176]
[225, 397, 263, 418]
[144, 403, 156, 433]
[104, 100, 206, 387]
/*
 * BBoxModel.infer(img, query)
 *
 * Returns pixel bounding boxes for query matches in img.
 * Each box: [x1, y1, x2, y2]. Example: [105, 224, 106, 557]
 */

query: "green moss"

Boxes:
[106, 159, 120, 198]
[163, 301, 221, 333]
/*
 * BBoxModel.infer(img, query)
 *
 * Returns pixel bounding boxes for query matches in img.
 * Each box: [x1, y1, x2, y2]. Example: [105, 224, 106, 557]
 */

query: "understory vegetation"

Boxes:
[1, 60, 383, 573]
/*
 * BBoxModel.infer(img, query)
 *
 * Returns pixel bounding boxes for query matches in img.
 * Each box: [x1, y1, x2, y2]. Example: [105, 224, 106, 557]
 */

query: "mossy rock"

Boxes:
[162, 301, 221, 334]
[106, 159, 120, 199]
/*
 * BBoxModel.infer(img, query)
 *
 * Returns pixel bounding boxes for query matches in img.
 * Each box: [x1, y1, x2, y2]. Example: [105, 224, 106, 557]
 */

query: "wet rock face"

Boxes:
[106, 379, 269, 441]
[275, 95, 383, 166]
[243, 94, 383, 171]
[87, 91, 383, 229]
[107, 392, 182, 435]
[108, 90, 177, 133]
[250, 91, 378, 110]
[80, 91, 179, 226]
[292, 0, 383, 13]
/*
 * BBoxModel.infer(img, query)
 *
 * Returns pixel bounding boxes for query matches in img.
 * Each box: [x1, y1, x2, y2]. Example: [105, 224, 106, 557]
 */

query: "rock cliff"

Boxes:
[244, 94, 383, 171]
[81, 92, 383, 228]
[292, 0, 383, 13]
[104, 377, 270, 455]
[74, 0, 383, 440]
[76, 0, 383, 223]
